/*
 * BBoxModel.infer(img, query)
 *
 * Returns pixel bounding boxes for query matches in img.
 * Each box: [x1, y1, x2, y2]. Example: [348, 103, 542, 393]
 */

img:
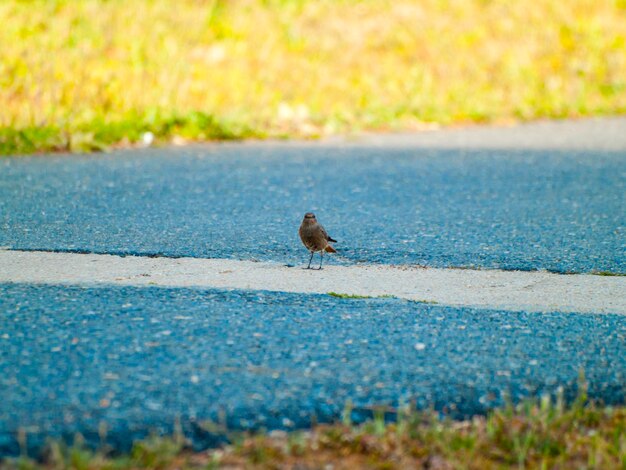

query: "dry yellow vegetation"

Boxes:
[1, 0, 625, 153]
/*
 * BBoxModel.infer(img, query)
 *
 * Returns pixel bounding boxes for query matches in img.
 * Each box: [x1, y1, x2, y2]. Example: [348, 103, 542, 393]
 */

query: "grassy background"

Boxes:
[1, 0, 625, 154]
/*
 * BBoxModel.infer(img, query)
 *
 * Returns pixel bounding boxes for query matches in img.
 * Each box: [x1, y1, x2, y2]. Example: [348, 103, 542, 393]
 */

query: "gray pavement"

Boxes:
[353, 117, 626, 150]
[1, 250, 625, 314]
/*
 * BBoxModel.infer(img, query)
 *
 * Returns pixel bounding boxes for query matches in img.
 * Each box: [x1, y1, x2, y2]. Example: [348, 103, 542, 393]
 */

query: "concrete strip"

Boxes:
[1, 249, 624, 314]
[206, 117, 626, 150]
[351, 117, 626, 150]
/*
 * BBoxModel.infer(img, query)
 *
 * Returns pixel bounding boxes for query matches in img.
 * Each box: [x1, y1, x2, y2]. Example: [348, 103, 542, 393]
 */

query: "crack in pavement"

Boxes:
[1, 249, 624, 314]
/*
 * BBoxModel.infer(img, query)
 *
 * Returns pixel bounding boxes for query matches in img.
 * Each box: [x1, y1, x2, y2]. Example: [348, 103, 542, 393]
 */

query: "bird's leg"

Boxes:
[307, 251, 314, 269]
[319, 250, 324, 270]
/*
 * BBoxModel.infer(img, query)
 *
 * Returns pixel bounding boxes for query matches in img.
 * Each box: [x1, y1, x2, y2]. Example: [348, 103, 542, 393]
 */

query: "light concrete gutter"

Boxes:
[1, 249, 624, 314]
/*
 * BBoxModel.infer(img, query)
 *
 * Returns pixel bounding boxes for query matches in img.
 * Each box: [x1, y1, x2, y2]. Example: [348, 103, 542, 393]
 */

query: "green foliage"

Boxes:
[130, 435, 185, 469]
[327, 292, 375, 299]
[0, 112, 257, 155]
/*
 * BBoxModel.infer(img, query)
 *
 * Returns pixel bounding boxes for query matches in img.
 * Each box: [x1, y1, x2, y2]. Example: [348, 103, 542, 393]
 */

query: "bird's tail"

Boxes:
[325, 245, 337, 253]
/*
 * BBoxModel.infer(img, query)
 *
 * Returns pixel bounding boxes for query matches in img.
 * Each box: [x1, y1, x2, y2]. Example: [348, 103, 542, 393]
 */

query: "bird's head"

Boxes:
[303, 212, 316, 223]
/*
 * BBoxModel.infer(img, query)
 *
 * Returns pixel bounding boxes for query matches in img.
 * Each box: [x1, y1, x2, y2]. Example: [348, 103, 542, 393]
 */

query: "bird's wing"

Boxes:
[320, 225, 337, 243]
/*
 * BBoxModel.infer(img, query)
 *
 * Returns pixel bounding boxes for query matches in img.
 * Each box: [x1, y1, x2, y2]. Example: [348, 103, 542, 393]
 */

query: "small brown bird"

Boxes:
[299, 212, 337, 269]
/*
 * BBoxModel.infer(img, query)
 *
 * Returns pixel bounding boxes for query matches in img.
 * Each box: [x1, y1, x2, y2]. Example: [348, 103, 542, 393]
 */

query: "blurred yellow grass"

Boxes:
[1, 0, 625, 153]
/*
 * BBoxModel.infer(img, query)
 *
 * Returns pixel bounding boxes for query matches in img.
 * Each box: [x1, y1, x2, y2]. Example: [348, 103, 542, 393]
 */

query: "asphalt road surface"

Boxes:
[1, 284, 625, 456]
[0, 118, 625, 457]
[1, 136, 625, 274]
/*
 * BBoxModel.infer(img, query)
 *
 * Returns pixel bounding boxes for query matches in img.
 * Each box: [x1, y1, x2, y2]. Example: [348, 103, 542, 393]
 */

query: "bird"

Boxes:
[299, 212, 337, 269]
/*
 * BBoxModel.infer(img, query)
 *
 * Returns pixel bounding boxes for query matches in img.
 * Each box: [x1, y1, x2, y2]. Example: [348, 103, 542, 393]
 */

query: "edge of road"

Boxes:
[2, 249, 624, 314]
[180, 116, 626, 151]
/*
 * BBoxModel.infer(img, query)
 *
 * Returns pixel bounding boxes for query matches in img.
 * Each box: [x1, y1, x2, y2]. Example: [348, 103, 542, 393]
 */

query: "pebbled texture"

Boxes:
[1, 283, 624, 456]
[1, 146, 624, 273]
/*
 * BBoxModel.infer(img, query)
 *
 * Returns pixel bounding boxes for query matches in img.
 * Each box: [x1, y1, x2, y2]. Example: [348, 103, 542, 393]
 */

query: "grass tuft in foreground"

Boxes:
[327, 292, 397, 299]
[327, 292, 439, 304]
[1, 0, 626, 155]
[6, 391, 626, 469]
